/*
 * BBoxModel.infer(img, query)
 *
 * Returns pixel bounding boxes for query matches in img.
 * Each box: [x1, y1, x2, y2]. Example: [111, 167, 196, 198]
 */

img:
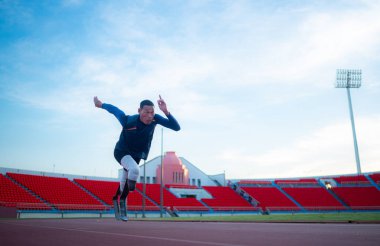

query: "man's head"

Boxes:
[138, 100, 155, 125]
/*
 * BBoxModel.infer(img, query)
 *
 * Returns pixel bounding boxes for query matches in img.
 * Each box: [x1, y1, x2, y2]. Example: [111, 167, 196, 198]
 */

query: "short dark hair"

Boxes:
[140, 99, 154, 108]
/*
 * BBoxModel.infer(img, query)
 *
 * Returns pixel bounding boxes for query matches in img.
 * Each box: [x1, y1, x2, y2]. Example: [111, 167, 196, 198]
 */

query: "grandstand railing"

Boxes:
[53, 204, 110, 211]
[276, 183, 321, 188]
[165, 184, 199, 189]
[3, 202, 380, 212]
[301, 206, 349, 211]
[238, 181, 272, 186]
[264, 206, 380, 211]
[333, 175, 370, 185]
[0, 202, 160, 211]
[208, 206, 259, 211]
[170, 206, 209, 211]
[0, 202, 51, 210]
[263, 206, 301, 211]
[338, 181, 372, 186]
[348, 206, 380, 210]
[171, 206, 258, 212]
[0, 202, 109, 211]
[124, 205, 160, 211]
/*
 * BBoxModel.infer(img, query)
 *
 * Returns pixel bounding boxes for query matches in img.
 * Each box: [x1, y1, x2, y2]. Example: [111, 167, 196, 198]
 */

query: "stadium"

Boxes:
[1, 151, 380, 219]
[2, 1, 380, 245]
[2, 151, 380, 245]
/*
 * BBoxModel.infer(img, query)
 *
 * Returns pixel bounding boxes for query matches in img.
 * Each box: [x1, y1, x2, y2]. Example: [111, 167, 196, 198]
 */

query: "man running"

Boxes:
[94, 95, 180, 221]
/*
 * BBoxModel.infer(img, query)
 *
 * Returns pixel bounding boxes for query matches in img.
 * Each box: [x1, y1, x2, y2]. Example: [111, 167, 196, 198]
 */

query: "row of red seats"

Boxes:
[3, 172, 380, 212]
[240, 186, 380, 211]
[282, 187, 345, 210]
[7, 173, 106, 210]
[202, 186, 257, 211]
[332, 187, 380, 209]
[241, 187, 300, 211]
[275, 178, 319, 185]
[0, 174, 50, 210]
[75, 179, 159, 211]
[370, 173, 380, 183]
[240, 174, 378, 187]
[333, 174, 371, 185]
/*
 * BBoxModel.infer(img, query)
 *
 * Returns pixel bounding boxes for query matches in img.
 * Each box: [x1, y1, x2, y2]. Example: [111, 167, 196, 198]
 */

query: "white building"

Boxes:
[121, 151, 225, 187]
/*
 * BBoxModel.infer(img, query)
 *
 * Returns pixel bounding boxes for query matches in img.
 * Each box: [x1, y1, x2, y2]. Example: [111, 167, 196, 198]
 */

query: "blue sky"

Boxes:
[1, 0, 379, 179]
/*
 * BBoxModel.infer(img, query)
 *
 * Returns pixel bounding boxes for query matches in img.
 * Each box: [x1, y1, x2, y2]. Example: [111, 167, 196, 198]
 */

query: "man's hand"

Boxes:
[94, 96, 103, 108]
[157, 95, 169, 115]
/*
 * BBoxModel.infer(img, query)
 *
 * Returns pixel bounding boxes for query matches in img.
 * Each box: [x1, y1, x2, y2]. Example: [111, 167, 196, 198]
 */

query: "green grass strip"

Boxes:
[136, 212, 380, 223]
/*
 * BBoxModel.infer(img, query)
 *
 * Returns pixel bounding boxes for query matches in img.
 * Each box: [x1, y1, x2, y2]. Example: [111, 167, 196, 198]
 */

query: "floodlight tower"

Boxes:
[335, 69, 362, 174]
[142, 160, 146, 218]
[160, 127, 164, 218]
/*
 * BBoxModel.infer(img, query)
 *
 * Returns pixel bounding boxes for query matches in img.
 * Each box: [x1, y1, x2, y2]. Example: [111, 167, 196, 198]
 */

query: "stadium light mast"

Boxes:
[142, 160, 146, 218]
[160, 127, 164, 217]
[335, 69, 362, 174]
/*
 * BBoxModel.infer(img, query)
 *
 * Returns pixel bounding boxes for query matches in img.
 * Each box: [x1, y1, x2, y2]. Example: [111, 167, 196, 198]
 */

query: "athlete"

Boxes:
[94, 95, 180, 221]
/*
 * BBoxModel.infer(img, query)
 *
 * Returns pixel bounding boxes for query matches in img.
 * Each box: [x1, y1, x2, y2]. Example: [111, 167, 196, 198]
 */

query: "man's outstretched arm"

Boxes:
[93, 96, 126, 125]
[156, 95, 180, 131]
[157, 94, 170, 116]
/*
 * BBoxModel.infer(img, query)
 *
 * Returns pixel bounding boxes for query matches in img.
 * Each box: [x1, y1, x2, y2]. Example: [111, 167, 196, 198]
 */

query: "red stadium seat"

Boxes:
[333, 175, 370, 186]
[201, 186, 257, 211]
[282, 187, 346, 210]
[7, 173, 106, 211]
[332, 187, 380, 210]
[0, 174, 50, 210]
[241, 187, 300, 211]
[74, 179, 159, 211]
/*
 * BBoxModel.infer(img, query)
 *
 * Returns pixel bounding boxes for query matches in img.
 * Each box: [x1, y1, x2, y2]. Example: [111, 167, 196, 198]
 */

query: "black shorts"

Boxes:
[114, 149, 141, 165]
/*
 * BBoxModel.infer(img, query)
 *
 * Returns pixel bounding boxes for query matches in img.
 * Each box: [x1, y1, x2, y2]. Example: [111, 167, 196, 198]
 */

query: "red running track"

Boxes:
[0, 219, 379, 246]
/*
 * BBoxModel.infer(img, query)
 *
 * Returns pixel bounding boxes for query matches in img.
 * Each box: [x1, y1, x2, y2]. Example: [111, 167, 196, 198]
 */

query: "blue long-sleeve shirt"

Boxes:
[102, 103, 180, 161]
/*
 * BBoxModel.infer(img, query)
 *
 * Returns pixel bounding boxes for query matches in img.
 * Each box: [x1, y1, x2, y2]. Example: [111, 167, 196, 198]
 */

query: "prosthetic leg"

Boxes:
[116, 155, 139, 222]
[119, 181, 129, 222]
[112, 187, 121, 220]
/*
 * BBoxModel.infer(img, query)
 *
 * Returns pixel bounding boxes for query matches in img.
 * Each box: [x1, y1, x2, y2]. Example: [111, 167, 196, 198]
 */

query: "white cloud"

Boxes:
[220, 115, 380, 179]
[7, 0, 380, 116]
[254, 4, 380, 87]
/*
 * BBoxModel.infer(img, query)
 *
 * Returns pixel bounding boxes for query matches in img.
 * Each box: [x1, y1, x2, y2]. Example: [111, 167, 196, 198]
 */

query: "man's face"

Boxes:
[138, 105, 155, 125]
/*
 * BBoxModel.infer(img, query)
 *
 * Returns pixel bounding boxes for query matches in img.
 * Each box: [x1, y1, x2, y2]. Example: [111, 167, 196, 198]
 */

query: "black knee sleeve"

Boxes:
[120, 182, 129, 200]
[113, 186, 121, 200]
[128, 180, 136, 191]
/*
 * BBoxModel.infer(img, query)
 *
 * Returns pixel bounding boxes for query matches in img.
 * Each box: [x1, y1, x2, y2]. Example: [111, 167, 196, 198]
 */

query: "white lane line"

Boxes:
[0, 222, 247, 246]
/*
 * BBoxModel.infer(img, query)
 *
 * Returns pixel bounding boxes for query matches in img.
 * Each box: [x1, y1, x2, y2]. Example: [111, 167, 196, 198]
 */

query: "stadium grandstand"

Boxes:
[1, 152, 380, 218]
